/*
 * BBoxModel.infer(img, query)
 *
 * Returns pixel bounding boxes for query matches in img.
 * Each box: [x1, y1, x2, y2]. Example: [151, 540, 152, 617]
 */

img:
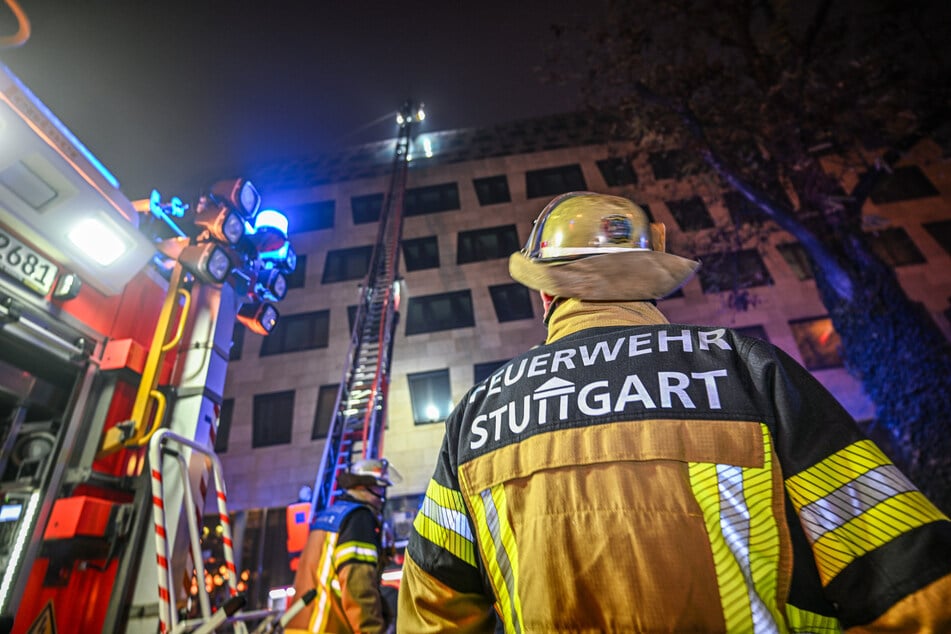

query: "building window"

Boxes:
[474, 359, 509, 384]
[788, 316, 843, 371]
[924, 219, 951, 256]
[352, 193, 384, 224]
[312, 384, 339, 440]
[408, 369, 452, 425]
[697, 249, 774, 293]
[229, 324, 246, 361]
[259, 310, 330, 356]
[457, 225, 521, 264]
[402, 236, 440, 271]
[488, 283, 534, 322]
[285, 200, 335, 233]
[473, 175, 511, 206]
[284, 254, 307, 290]
[776, 242, 814, 280]
[404, 183, 460, 216]
[215, 398, 234, 453]
[734, 325, 769, 342]
[723, 191, 760, 225]
[252, 390, 294, 448]
[596, 157, 637, 186]
[869, 165, 940, 204]
[648, 149, 699, 180]
[405, 290, 475, 335]
[322, 245, 373, 283]
[525, 164, 587, 199]
[867, 227, 926, 267]
[666, 197, 715, 231]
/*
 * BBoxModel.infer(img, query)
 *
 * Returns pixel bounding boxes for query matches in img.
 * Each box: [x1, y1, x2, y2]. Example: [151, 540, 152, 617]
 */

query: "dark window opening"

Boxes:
[322, 245, 373, 283]
[352, 193, 384, 224]
[404, 183, 460, 216]
[648, 149, 701, 180]
[402, 236, 440, 271]
[252, 390, 294, 448]
[284, 254, 307, 290]
[666, 197, 715, 231]
[776, 242, 814, 280]
[229, 325, 246, 361]
[869, 165, 940, 204]
[723, 191, 761, 225]
[488, 283, 534, 322]
[596, 157, 638, 187]
[473, 175, 511, 206]
[312, 384, 339, 440]
[525, 164, 587, 199]
[867, 227, 926, 267]
[474, 359, 509, 384]
[697, 249, 774, 293]
[259, 310, 330, 356]
[457, 225, 520, 264]
[215, 398, 234, 453]
[405, 290, 475, 335]
[924, 219, 951, 256]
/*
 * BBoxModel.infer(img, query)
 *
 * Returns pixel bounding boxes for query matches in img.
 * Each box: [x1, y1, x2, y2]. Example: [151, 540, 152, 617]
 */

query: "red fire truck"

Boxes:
[1, 60, 296, 633]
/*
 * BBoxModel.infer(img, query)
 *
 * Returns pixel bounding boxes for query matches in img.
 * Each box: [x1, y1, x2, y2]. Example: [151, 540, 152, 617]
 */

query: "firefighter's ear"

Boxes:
[650, 223, 667, 253]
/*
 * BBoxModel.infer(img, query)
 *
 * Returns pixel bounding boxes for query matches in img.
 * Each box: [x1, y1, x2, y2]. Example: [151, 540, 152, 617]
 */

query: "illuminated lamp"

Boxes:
[246, 209, 288, 253]
[255, 268, 287, 302]
[210, 178, 260, 220]
[237, 301, 279, 335]
[66, 217, 130, 266]
[260, 243, 296, 274]
[178, 243, 234, 285]
[52, 273, 82, 300]
[194, 200, 245, 245]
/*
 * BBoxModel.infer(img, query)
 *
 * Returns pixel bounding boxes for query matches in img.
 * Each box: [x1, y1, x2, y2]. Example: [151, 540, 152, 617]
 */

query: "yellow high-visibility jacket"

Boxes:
[286, 498, 387, 634]
[399, 300, 951, 633]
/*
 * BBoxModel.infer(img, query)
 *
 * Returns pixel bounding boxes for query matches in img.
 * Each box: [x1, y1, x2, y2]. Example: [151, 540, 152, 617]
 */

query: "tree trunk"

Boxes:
[811, 239, 951, 514]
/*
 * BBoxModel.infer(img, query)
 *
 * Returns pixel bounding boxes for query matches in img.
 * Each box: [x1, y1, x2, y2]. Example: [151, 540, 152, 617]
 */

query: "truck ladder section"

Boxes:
[310, 108, 416, 516]
[148, 428, 253, 634]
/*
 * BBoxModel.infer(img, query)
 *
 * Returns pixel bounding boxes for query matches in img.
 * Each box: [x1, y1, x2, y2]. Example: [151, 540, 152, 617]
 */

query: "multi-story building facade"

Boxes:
[212, 111, 951, 598]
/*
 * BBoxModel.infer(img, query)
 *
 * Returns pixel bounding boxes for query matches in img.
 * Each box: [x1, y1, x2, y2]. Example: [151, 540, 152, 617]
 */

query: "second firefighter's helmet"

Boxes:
[508, 192, 700, 300]
[338, 458, 401, 490]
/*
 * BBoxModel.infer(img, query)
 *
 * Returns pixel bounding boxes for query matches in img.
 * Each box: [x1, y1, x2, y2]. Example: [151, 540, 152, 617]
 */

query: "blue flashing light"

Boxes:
[169, 197, 187, 217]
[8, 69, 121, 189]
[253, 209, 289, 235]
[148, 190, 187, 238]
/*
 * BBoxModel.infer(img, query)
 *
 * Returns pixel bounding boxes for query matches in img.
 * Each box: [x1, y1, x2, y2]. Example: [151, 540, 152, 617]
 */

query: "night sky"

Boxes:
[1, 1, 587, 200]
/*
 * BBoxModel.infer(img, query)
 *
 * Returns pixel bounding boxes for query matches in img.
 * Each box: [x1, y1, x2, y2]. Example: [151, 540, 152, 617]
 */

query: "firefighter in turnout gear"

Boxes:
[287, 458, 399, 633]
[398, 192, 951, 632]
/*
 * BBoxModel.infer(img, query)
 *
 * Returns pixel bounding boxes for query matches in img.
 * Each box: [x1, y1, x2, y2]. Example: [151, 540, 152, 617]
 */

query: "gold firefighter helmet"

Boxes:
[508, 191, 700, 300]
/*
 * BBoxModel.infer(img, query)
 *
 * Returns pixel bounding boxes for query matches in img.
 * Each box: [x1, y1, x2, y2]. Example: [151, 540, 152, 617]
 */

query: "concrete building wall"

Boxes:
[219, 128, 951, 511]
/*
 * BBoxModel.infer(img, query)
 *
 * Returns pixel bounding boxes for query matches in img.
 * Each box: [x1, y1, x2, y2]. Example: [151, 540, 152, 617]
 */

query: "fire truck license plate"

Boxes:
[0, 227, 58, 296]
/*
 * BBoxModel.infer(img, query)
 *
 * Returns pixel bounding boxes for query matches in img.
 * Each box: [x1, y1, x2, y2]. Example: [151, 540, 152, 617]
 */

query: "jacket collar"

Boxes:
[546, 299, 669, 344]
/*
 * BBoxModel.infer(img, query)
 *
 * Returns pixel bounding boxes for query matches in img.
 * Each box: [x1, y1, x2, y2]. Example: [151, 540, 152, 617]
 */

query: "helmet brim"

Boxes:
[509, 250, 700, 301]
[338, 473, 392, 489]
